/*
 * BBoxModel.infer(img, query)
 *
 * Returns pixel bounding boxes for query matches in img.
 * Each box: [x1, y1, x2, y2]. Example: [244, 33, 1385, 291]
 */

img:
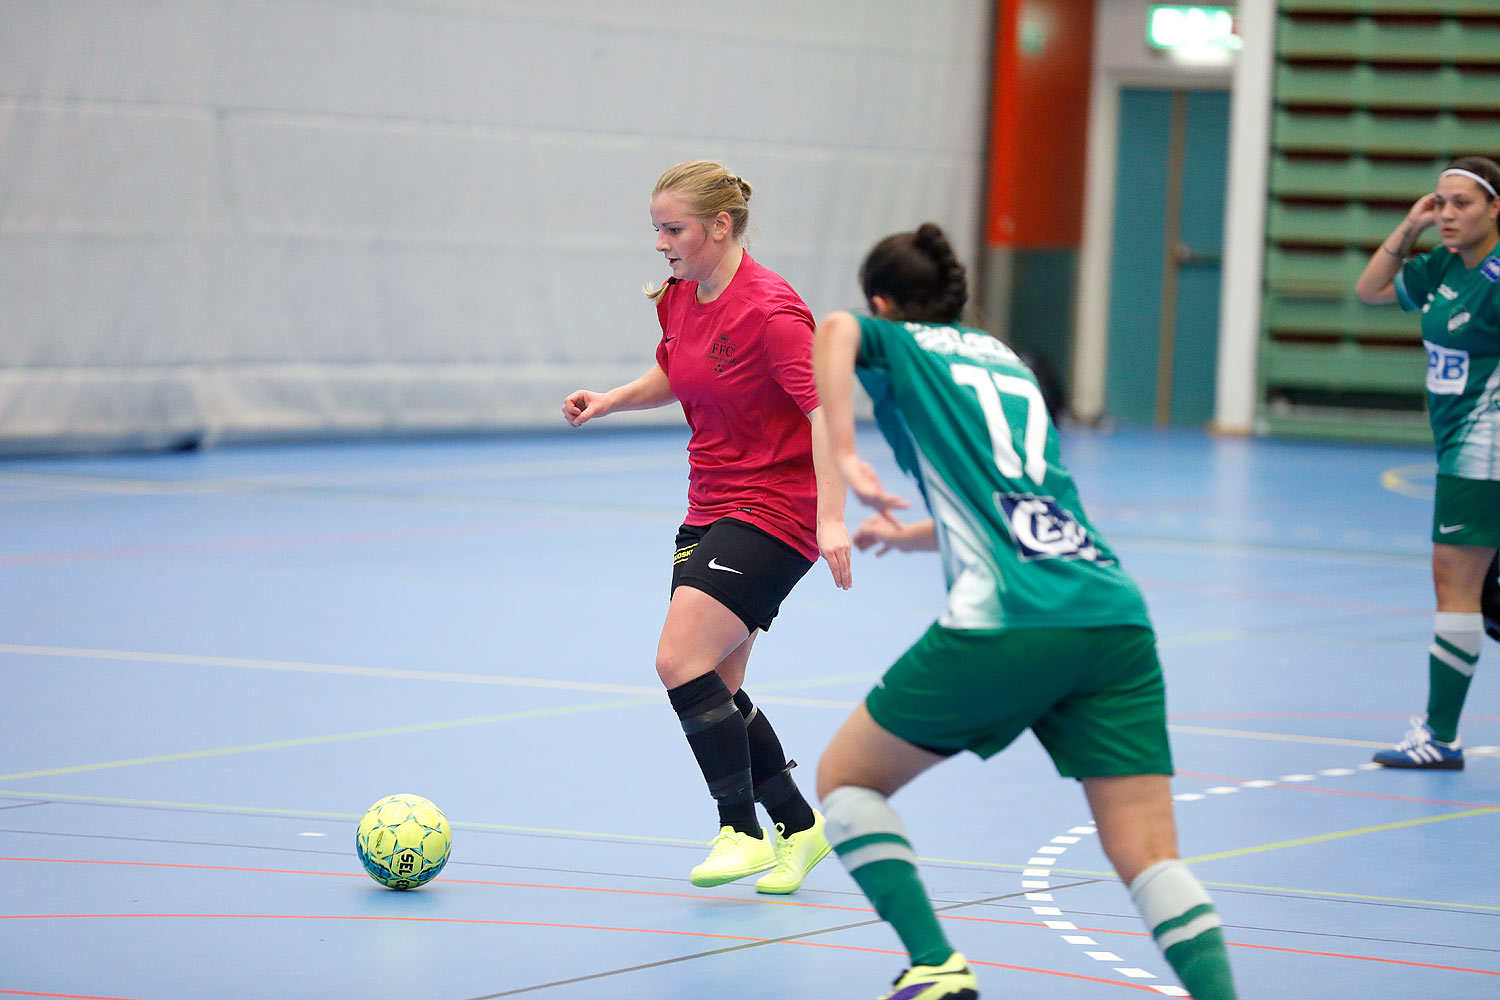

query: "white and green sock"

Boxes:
[1426, 611, 1481, 744]
[823, 785, 953, 968]
[1129, 859, 1237, 999]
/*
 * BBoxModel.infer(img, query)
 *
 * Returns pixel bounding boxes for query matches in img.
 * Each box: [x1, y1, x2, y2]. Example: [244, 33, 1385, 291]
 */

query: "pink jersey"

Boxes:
[654, 252, 820, 560]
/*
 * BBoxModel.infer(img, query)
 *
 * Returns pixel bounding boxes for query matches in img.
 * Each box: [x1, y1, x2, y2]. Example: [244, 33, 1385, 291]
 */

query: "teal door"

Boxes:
[1106, 88, 1230, 427]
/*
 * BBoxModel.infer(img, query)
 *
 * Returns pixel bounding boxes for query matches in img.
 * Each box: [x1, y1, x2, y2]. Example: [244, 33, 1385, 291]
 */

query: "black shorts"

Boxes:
[671, 518, 814, 632]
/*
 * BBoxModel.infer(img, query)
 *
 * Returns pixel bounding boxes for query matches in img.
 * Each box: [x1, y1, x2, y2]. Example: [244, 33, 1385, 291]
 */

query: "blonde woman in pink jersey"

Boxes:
[562, 161, 849, 893]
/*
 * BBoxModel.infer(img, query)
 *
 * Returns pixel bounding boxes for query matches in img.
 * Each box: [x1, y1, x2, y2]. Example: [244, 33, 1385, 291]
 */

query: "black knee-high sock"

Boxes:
[734, 689, 816, 835]
[667, 673, 760, 837]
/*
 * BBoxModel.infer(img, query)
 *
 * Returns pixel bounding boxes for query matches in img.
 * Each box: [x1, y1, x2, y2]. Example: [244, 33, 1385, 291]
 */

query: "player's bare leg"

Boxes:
[1083, 775, 1237, 999]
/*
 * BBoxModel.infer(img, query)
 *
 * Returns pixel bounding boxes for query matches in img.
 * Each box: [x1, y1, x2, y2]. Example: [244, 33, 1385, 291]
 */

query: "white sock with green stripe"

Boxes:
[1129, 859, 1237, 999]
[822, 785, 954, 968]
[1426, 611, 1481, 744]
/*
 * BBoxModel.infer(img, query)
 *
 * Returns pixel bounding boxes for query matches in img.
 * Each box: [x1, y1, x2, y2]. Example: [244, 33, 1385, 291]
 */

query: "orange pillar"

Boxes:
[986, 0, 1096, 251]
[982, 0, 1096, 412]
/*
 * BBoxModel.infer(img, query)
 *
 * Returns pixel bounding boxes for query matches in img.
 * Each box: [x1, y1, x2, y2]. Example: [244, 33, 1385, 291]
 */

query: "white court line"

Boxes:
[0, 644, 1446, 741]
[0, 453, 687, 498]
[0, 643, 862, 709]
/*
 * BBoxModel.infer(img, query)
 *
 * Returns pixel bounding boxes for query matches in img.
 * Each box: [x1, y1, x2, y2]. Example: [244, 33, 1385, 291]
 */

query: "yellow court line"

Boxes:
[0, 789, 707, 846]
[1184, 807, 1500, 866]
[0, 696, 661, 782]
[1166, 724, 1388, 750]
[4, 790, 1498, 912]
[6, 790, 1498, 915]
[1198, 877, 1500, 912]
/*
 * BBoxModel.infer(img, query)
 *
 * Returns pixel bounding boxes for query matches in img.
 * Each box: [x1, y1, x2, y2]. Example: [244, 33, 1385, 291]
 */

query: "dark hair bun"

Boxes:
[915, 223, 967, 323]
[859, 222, 969, 324]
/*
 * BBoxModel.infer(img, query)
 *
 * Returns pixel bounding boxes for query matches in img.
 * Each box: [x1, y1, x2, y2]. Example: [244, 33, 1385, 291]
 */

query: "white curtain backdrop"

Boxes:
[0, 0, 991, 452]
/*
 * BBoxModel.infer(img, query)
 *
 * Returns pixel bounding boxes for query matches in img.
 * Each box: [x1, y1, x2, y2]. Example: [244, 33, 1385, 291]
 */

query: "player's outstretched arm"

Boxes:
[562, 365, 675, 427]
[853, 515, 936, 556]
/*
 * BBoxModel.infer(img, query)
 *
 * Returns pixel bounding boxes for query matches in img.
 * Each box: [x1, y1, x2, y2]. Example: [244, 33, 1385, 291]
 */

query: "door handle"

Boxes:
[1174, 243, 1222, 267]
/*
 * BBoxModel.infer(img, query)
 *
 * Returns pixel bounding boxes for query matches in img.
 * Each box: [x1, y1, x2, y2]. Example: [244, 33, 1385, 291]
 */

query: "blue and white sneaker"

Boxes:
[1372, 718, 1464, 770]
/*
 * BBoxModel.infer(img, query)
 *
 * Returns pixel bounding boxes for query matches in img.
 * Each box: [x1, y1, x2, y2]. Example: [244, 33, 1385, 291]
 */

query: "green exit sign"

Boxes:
[1148, 6, 1240, 51]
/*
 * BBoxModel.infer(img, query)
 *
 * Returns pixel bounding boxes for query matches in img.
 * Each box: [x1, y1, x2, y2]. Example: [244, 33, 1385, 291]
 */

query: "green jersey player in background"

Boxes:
[809, 223, 1237, 1000]
[1357, 156, 1500, 770]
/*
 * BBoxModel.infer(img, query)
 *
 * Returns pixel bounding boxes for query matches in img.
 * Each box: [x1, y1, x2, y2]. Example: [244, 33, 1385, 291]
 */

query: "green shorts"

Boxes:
[1433, 475, 1500, 547]
[864, 623, 1172, 779]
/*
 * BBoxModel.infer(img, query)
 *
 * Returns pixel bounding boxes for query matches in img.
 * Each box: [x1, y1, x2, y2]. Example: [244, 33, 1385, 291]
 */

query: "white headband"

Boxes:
[1441, 168, 1498, 199]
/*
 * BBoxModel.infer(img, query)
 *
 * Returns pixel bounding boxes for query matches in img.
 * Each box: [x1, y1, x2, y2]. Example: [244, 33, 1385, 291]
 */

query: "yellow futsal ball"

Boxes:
[355, 793, 452, 889]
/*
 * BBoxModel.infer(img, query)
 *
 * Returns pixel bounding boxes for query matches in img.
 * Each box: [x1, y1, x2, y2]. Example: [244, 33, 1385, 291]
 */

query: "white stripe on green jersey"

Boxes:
[855, 315, 1150, 631]
[1395, 250, 1500, 480]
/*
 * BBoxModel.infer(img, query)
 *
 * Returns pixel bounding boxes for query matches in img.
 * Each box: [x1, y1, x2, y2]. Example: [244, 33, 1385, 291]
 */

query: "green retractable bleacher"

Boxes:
[1259, 0, 1500, 442]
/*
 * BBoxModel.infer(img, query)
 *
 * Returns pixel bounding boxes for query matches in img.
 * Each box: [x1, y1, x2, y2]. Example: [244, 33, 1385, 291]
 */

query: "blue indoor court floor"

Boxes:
[1, 425, 1496, 999]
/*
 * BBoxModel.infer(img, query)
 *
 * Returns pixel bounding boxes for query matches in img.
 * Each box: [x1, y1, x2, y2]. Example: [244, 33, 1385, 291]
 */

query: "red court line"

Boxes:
[0, 912, 1169, 994]
[0, 993, 146, 1000]
[1225, 939, 1500, 977]
[944, 914, 1500, 977]
[6, 857, 1498, 978]
[1129, 577, 1427, 615]
[0, 857, 872, 912]
[1172, 773, 1500, 810]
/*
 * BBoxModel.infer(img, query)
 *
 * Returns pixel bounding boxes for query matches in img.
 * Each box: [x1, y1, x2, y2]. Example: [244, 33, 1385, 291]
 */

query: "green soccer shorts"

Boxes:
[864, 622, 1173, 779]
[1433, 474, 1500, 547]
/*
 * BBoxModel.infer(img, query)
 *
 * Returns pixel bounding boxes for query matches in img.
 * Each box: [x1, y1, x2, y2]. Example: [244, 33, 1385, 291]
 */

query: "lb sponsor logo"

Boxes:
[1425, 341, 1469, 395]
[996, 493, 1111, 564]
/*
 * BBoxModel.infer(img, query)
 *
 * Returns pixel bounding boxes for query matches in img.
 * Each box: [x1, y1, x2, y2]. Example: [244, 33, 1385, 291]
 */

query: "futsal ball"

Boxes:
[355, 793, 452, 889]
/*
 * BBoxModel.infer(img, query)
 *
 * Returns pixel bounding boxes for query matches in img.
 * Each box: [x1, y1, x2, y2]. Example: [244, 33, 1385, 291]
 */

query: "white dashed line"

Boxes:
[1025, 759, 1391, 994]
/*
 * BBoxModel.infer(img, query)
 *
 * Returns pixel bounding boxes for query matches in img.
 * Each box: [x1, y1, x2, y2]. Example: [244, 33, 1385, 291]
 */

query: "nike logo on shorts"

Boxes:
[708, 557, 744, 575]
[1438, 524, 1466, 534]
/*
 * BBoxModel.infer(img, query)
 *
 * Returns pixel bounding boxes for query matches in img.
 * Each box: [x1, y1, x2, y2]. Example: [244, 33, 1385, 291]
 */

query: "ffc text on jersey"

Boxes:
[996, 493, 1112, 564]
[707, 331, 738, 374]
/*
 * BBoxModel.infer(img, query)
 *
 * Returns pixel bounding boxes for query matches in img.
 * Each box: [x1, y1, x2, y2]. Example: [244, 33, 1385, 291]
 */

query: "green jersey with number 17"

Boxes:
[854, 315, 1150, 631]
[1395, 249, 1500, 481]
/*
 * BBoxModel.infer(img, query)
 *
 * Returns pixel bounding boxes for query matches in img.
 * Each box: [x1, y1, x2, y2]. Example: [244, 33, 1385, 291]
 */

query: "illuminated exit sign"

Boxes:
[1148, 6, 1241, 51]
